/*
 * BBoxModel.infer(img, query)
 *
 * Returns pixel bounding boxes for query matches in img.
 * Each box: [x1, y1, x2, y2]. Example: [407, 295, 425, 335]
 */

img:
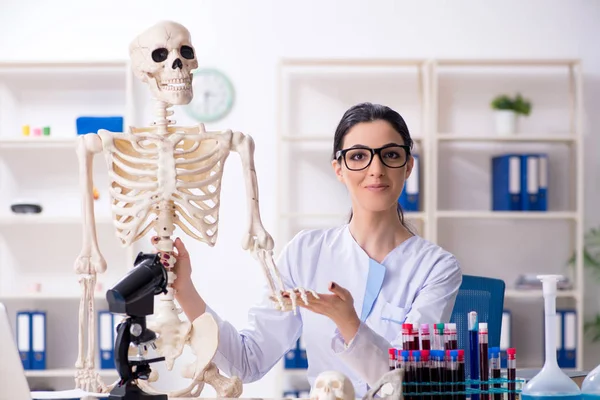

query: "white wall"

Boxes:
[1, 0, 599, 395]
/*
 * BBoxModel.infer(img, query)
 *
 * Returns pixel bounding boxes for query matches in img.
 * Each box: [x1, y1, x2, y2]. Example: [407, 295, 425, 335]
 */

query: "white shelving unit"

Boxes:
[275, 57, 585, 385]
[0, 61, 136, 390]
[429, 58, 584, 369]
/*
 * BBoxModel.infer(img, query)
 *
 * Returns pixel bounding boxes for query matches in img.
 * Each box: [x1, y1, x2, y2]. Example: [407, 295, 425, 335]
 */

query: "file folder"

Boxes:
[561, 310, 577, 368]
[30, 311, 46, 370]
[536, 153, 548, 211]
[491, 154, 521, 211]
[556, 310, 563, 364]
[99, 311, 115, 369]
[284, 339, 298, 369]
[520, 154, 540, 211]
[16, 311, 31, 370]
[399, 154, 420, 212]
[296, 335, 308, 369]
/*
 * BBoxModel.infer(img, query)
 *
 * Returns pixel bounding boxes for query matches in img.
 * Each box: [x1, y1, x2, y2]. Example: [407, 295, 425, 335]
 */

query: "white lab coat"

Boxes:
[204, 224, 462, 397]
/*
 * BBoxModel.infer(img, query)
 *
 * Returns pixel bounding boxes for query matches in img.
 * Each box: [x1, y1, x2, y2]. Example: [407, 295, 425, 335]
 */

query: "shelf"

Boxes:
[280, 212, 427, 220]
[281, 135, 424, 142]
[281, 58, 426, 67]
[0, 292, 107, 300]
[436, 134, 578, 143]
[436, 211, 577, 220]
[435, 59, 579, 67]
[282, 368, 309, 376]
[505, 289, 578, 299]
[0, 214, 113, 225]
[0, 137, 77, 149]
[25, 368, 118, 378]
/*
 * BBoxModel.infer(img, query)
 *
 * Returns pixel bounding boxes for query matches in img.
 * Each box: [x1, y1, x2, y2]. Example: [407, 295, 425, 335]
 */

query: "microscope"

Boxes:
[106, 252, 169, 400]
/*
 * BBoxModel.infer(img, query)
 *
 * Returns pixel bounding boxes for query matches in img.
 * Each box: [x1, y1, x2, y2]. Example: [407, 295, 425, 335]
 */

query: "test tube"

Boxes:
[479, 323, 489, 400]
[403, 324, 414, 350]
[435, 323, 445, 350]
[413, 323, 420, 350]
[457, 349, 466, 400]
[403, 350, 413, 400]
[421, 350, 432, 400]
[430, 350, 442, 398]
[468, 312, 480, 400]
[490, 347, 501, 400]
[389, 348, 397, 370]
[414, 350, 423, 396]
[507, 348, 516, 400]
[449, 350, 459, 400]
[421, 324, 431, 350]
[445, 350, 452, 397]
[439, 350, 448, 399]
[445, 323, 458, 350]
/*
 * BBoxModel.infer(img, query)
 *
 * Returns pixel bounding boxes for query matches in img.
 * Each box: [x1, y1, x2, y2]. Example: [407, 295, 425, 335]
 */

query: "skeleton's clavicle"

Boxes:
[126, 125, 229, 153]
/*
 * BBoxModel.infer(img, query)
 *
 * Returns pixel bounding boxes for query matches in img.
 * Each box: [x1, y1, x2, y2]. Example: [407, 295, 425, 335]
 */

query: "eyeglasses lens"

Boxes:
[344, 147, 407, 170]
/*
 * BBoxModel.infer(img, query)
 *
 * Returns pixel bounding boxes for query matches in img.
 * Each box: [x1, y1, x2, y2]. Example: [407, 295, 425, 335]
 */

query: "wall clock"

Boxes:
[185, 68, 235, 123]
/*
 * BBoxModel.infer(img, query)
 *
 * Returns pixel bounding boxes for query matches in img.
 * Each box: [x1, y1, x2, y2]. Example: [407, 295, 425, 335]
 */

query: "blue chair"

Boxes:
[449, 274, 506, 378]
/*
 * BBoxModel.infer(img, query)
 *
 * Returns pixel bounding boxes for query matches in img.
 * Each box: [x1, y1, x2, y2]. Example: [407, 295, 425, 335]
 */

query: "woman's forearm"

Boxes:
[175, 282, 207, 322]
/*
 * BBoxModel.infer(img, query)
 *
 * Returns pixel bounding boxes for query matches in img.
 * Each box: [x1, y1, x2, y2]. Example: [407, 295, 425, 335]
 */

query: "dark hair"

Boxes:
[332, 102, 414, 232]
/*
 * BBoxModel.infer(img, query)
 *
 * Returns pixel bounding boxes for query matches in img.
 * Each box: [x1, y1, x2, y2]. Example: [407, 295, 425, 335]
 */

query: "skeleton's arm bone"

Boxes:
[74, 133, 107, 274]
[230, 131, 274, 252]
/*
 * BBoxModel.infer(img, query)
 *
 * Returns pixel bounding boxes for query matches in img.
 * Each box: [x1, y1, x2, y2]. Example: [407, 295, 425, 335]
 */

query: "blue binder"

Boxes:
[296, 335, 308, 369]
[16, 311, 32, 370]
[76, 116, 123, 135]
[30, 311, 46, 370]
[99, 311, 115, 369]
[536, 153, 548, 211]
[491, 154, 522, 211]
[284, 338, 298, 369]
[560, 309, 577, 368]
[520, 154, 540, 211]
[399, 154, 420, 212]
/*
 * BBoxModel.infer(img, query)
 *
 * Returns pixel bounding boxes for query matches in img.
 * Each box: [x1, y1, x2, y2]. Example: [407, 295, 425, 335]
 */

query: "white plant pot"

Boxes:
[494, 110, 517, 136]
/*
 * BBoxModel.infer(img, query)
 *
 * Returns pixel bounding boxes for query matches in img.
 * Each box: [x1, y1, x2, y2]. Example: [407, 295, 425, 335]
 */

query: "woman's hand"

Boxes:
[298, 281, 361, 345]
[153, 236, 194, 295]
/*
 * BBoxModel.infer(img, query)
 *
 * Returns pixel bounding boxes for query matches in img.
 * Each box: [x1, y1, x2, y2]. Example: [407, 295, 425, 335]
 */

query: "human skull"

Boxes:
[129, 20, 198, 105]
[362, 368, 404, 400]
[310, 371, 355, 400]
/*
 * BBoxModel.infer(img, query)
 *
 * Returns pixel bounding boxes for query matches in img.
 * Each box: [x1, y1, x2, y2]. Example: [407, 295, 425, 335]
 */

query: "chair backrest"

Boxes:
[449, 274, 506, 378]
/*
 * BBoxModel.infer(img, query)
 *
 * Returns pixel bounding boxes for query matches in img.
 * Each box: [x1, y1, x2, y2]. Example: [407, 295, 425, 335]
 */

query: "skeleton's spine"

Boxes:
[152, 100, 175, 135]
[153, 200, 177, 300]
[152, 99, 177, 299]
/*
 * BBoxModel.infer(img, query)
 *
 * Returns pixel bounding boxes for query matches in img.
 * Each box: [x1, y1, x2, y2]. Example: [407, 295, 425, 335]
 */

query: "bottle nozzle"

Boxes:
[537, 274, 562, 296]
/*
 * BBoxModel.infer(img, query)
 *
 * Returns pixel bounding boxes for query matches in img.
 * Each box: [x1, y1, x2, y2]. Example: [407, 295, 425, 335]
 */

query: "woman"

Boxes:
[160, 102, 462, 396]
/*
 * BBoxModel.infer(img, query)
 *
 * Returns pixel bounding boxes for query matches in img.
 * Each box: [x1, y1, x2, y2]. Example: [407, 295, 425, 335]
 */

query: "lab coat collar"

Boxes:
[343, 225, 387, 322]
[361, 258, 386, 321]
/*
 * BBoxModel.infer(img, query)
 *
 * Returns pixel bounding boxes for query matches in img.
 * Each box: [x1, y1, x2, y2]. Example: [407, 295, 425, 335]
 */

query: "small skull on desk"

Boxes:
[310, 371, 355, 400]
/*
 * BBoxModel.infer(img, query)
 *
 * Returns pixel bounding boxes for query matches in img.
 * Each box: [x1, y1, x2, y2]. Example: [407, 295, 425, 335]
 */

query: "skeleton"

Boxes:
[362, 368, 404, 400]
[310, 371, 356, 400]
[73, 20, 316, 396]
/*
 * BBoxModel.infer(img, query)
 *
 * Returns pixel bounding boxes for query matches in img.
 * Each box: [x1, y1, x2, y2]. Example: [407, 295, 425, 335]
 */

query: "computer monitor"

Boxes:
[0, 302, 32, 400]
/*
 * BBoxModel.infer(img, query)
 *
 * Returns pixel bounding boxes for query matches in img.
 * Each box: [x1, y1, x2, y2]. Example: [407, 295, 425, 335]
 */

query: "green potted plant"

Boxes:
[568, 227, 600, 342]
[490, 93, 532, 135]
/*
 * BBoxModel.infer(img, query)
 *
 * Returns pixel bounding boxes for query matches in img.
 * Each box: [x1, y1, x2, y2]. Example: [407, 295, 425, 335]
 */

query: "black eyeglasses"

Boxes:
[335, 144, 411, 171]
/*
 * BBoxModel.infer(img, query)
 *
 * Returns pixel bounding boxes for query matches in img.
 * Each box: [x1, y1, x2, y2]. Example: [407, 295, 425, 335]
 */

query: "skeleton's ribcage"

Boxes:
[102, 133, 228, 247]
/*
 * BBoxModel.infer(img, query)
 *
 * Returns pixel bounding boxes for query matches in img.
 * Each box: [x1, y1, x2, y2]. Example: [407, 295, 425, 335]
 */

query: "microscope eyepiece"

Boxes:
[106, 252, 168, 317]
